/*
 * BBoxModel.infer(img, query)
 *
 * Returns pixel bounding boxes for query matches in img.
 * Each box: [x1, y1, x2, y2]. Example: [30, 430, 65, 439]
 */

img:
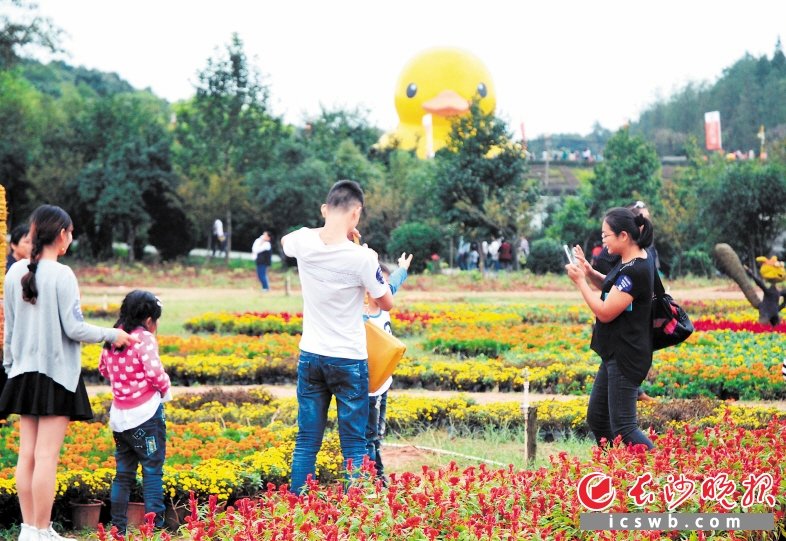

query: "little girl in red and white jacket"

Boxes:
[99, 290, 171, 534]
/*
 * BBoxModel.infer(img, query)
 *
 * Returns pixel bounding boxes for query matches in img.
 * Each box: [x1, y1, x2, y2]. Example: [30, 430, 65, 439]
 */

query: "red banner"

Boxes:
[705, 111, 722, 151]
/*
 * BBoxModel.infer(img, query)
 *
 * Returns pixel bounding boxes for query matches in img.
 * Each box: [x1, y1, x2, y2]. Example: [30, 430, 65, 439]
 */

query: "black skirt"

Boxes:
[0, 372, 93, 421]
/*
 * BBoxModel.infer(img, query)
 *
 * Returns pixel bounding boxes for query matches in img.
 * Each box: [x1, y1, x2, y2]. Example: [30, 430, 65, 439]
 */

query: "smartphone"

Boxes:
[563, 244, 575, 264]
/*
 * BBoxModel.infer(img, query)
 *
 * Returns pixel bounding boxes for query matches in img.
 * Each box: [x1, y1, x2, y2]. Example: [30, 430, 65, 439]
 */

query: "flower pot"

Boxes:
[126, 502, 147, 529]
[164, 503, 188, 530]
[71, 501, 103, 530]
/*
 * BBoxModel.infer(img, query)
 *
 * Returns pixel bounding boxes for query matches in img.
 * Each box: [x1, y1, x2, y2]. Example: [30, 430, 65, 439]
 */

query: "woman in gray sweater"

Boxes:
[1, 206, 134, 541]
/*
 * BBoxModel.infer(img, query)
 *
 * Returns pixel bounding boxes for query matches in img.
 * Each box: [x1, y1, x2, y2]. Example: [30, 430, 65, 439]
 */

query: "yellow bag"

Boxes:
[353, 234, 406, 392]
[365, 317, 406, 393]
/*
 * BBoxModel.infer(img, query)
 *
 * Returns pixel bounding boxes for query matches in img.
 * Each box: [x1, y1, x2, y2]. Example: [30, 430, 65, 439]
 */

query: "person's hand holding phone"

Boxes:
[564, 244, 585, 284]
[572, 245, 594, 276]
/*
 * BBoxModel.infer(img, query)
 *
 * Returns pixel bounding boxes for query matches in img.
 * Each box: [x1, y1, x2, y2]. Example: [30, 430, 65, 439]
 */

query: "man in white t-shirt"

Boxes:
[212, 218, 226, 256]
[282, 180, 393, 495]
[251, 231, 272, 291]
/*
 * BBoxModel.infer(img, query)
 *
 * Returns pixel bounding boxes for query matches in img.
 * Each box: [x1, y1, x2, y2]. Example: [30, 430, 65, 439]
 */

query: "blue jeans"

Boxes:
[365, 391, 388, 477]
[290, 351, 369, 495]
[256, 265, 269, 290]
[110, 404, 166, 533]
[587, 359, 654, 450]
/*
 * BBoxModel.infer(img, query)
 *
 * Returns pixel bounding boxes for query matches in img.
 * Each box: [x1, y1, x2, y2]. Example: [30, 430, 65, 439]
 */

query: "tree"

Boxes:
[587, 126, 661, 216]
[0, 0, 62, 71]
[302, 106, 383, 163]
[699, 160, 786, 267]
[434, 100, 536, 268]
[249, 136, 332, 260]
[68, 93, 188, 261]
[634, 40, 786, 153]
[361, 150, 438, 257]
[173, 33, 281, 263]
[546, 126, 661, 252]
[0, 70, 44, 225]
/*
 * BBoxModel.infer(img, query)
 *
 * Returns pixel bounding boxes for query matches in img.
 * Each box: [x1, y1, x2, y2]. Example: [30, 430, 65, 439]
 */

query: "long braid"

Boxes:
[20, 228, 43, 304]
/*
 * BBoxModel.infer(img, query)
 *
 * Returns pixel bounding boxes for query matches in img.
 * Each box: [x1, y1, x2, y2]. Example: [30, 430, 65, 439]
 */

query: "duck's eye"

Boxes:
[478, 83, 487, 98]
[406, 83, 417, 98]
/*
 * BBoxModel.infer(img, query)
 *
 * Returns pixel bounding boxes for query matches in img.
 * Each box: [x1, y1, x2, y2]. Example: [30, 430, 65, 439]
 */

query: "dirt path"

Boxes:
[80, 285, 746, 304]
[85, 383, 786, 410]
[85, 383, 574, 405]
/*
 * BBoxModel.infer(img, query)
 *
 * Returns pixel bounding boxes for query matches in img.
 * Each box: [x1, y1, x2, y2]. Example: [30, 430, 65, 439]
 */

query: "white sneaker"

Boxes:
[42, 525, 76, 541]
[18, 524, 37, 541]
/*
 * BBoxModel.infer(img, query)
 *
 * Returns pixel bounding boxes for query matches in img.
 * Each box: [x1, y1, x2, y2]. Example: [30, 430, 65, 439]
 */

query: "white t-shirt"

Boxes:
[109, 390, 172, 433]
[252, 237, 271, 256]
[367, 309, 393, 396]
[489, 240, 501, 260]
[283, 228, 388, 359]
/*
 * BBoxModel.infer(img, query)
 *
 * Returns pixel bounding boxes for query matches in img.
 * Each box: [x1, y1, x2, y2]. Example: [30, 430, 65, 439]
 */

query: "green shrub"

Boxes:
[672, 250, 713, 278]
[387, 223, 443, 274]
[525, 238, 566, 275]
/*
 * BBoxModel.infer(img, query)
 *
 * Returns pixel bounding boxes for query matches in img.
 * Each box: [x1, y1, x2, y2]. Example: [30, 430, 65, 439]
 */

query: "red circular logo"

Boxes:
[577, 472, 616, 511]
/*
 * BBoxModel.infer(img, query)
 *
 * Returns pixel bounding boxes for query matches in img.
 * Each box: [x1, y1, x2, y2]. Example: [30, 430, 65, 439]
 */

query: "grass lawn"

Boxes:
[385, 427, 594, 473]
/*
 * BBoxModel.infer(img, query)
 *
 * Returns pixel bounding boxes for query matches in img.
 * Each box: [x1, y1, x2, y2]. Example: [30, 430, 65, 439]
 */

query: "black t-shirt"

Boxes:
[5, 253, 17, 275]
[593, 245, 660, 276]
[590, 255, 655, 386]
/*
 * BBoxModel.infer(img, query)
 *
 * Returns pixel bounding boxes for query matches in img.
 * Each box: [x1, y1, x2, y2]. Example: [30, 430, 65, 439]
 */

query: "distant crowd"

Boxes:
[456, 236, 529, 271]
[539, 148, 604, 163]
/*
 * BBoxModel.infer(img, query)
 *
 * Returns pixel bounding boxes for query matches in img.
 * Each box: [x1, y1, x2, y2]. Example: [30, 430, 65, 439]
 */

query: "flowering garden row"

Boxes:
[75, 416, 786, 539]
[81, 321, 786, 399]
[181, 300, 769, 336]
[2, 389, 785, 513]
[187, 415, 785, 541]
[89, 389, 786, 438]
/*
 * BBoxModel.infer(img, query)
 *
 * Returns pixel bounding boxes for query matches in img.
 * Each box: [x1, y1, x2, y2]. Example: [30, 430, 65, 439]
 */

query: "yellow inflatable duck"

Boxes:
[378, 47, 496, 159]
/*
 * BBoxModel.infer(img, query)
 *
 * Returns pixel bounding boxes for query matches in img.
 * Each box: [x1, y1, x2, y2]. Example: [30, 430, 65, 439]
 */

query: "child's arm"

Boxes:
[387, 268, 408, 296]
[388, 252, 413, 295]
[137, 332, 171, 396]
[99, 348, 110, 380]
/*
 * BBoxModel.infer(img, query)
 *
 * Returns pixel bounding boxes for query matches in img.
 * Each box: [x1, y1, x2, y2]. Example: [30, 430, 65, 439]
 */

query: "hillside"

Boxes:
[20, 58, 139, 98]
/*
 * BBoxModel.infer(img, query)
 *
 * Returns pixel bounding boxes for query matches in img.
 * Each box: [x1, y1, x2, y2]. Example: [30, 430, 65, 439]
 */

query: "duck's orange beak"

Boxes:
[422, 90, 470, 117]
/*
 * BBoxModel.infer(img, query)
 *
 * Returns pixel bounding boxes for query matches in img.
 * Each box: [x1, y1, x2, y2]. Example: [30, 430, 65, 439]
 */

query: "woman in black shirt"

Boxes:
[566, 208, 655, 450]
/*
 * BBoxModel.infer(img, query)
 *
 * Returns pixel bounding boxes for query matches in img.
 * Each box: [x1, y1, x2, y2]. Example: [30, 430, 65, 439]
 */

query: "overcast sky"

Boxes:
[29, 0, 786, 139]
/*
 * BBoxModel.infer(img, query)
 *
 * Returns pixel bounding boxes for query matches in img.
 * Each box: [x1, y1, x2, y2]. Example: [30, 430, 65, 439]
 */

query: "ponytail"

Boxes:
[633, 214, 654, 249]
[21, 205, 73, 305]
[604, 207, 654, 249]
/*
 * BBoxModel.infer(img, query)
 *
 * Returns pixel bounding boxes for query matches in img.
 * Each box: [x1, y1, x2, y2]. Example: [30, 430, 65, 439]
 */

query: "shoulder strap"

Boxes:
[649, 247, 666, 298]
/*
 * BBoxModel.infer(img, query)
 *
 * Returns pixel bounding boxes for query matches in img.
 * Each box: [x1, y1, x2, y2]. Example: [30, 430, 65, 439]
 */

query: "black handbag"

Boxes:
[652, 271, 693, 350]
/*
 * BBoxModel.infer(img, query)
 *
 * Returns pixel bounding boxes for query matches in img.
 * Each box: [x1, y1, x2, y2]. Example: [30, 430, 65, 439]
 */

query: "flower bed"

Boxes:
[3, 388, 785, 522]
[81, 304, 121, 319]
[184, 311, 304, 335]
[694, 319, 786, 333]
[0, 420, 342, 511]
[80, 322, 786, 399]
[178, 415, 784, 540]
[89, 390, 786, 442]
[182, 301, 760, 336]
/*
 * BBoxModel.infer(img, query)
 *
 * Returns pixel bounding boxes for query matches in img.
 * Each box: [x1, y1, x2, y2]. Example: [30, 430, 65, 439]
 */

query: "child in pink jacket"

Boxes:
[99, 291, 170, 534]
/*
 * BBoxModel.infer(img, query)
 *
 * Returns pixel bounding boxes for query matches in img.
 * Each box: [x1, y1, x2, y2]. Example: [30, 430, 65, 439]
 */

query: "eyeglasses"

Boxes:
[633, 201, 646, 209]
